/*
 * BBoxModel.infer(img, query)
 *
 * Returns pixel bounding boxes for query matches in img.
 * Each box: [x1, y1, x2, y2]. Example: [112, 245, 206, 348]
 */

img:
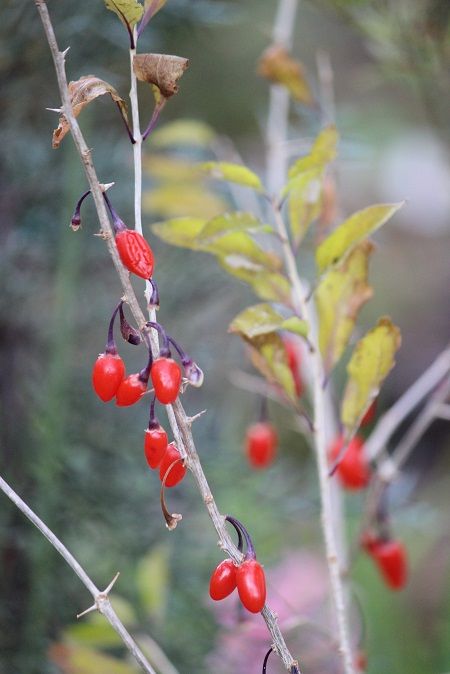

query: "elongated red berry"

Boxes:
[236, 559, 266, 613]
[144, 426, 168, 469]
[92, 353, 125, 402]
[151, 357, 182, 405]
[115, 229, 154, 279]
[283, 336, 303, 397]
[116, 373, 147, 406]
[361, 399, 377, 427]
[329, 434, 370, 490]
[245, 422, 277, 469]
[159, 443, 186, 487]
[209, 559, 237, 600]
[371, 539, 408, 590]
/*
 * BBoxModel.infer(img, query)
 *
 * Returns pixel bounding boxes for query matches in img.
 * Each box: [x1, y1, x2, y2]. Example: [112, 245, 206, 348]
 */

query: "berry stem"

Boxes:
[148, 394, 158, 429]
[166, 335, 191, 367]
[225, 514, 244, 554]
[225, 515, 256, 560]
[146, 321, 170, 358]
[115, 102, 136, 144]
[70, 188, 91, 228]
[263, 648, 274, 674]
[103, 192, 127, 233]
[105, 300, 123, 355]
[160, 459, 184, 530]
[138, 348, 153, 384]
[142, 98, 167, 142]
[259, 396, 269, 423]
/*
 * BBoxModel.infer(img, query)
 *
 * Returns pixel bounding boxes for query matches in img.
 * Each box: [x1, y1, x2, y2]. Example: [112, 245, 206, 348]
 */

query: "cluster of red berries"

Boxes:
[362, 532, 408, 590]
[209, 516, 267, 614]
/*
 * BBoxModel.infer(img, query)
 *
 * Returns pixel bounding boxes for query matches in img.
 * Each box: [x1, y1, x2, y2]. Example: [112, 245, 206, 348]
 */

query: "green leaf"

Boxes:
[199, 162, 263, 191]
[149, 119, 216, 148]
[151, 217, 207, 249]
[341, 317, 401, 434]
[287, 167, 323, 245]
[136, 545, 169, 622]
[104, 0, 144, 28]
[316, 241, 374, 374]
[316, 202, 404, 274]
[280, 316, 309, 337]
[229, 303, 285, 338]
[288, 126, 338, 181]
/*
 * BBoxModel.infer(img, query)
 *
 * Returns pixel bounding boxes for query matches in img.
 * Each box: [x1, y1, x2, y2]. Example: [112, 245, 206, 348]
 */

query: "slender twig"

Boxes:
[32, 1, 299, 670]
[364, 345, 450, 464]
[0, 473, 157, 674]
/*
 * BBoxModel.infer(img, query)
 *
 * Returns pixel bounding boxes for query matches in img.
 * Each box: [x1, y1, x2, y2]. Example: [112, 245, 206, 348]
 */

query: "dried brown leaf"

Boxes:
[133, 53, 189, 98]
[52, 75, 128, 149]
[258, 44, 313, 105]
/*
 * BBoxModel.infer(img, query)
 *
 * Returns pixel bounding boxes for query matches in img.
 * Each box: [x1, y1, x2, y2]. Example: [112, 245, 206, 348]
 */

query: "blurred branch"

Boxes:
[0, 473, 158, 674]
[365, 345, 450, 465]
[32, 1, 300, 671]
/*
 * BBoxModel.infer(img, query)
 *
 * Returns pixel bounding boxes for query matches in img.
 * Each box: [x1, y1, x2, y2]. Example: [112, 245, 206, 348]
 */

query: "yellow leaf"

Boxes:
[258, 44, 314, 105]
[316, 202, 404, 274]
[199, 212, 271, 243]
[316, 241, 374, 374]
[288, 126, 338, 181]
[280, 316, 309, 337]
[52, 75, 128, 148]
[287, 167, 323, 245]
[219, 261, 292, 304]
[144, 0, 166, 19]
[136, 545, 169, 622]
[199, 162, 263, 191]
[143, 184, 227, 219]
[151, 217, 207, 249]
[50, 642, 140, 674]
[104, 0, 144, 27]
[341, 317, 401, 434]
[229, 303, 285, 338]
[149, 119, 216, 148]
[144, 154, 202, 182]
[204, 231, 281, 271]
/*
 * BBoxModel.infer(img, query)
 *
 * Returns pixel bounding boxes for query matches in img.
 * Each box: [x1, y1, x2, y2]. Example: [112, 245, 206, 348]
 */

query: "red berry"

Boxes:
[283, 337, 303, 397]
[329, 435, 370, 490]
[355, 650, 367, 672]
[115, 229, 154, 279]
[115, 373, 147, 406]
[361, 399, 377, 427]
[371, 539, 408, 590]
[209, 559, 237, 600]
[236, 559, 266, 613]
[151, 357, 182, 405]
[92, 353, 125, 402]
[245, 422, 277, 469]
[159, 443, 186, 487]
[144, 426, 168, 469]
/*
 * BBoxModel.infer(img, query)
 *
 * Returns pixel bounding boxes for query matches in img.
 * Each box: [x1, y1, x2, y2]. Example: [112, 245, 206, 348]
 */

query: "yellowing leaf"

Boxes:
[133, 53, 189, 98]
[151, 217, 206, 249]
[52, 76, 128, 149]
[316, 202, 404, 274]
[204, 231, 281, 271]
[50, 642, 140, 674]
[258, 44, 313, 105]
[149, 119, 215, 148]
[199, 162, 263, 192]
[288, 126, 338, 181]
[341, 317, 401, 433]
[136, 546, 169, 622]
[229, 303, 285, 338]
[219, 262, 292, 304]
[316, 241, 374, 374]
[287, 167, 323, 245]
[104, 0, 144, 28]
[144, 155, 202, 182]
[144, 0, 166, 19]
[280, 316, 309, 337]
[144, 184, 227, 219]
[242, 333, 297, 403]
[199, 212, 271, 243]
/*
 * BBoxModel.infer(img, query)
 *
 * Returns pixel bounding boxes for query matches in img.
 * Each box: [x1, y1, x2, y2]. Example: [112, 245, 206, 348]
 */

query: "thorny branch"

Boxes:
[9, 1, 303, 671]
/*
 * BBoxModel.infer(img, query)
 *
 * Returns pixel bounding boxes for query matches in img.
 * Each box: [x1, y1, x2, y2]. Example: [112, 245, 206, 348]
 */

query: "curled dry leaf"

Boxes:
[52, 75, 128, 148]
[258, 44, 313, 105]
[133, 53, 189, 98]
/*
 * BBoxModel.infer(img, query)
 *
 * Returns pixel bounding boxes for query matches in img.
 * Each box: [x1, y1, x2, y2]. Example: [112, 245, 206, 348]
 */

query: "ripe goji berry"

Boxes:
[245, 422, 278, 469]
[144, 425, 168, 469]
[283, 336, 303, 397]
[92, 353, 125, 402]
[329, 435, 370, 490]
[371, 539, 408, 590]
[236, 559, 266, 613]
[209, 559, 237, 600]
[115, 229, 154, 280]
[151, 357, 182, 405]
[159, 443, 186, 487]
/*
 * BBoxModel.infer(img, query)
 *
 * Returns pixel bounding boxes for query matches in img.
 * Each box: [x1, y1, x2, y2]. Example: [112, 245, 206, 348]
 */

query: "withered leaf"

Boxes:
[133, 54, 189, 98]
[52, 75, 128, 149]
[258, 44, 313, 105]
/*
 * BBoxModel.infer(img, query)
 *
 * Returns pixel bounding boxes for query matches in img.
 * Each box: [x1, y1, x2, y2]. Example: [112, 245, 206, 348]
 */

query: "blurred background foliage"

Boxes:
[0, 0, 449, 673]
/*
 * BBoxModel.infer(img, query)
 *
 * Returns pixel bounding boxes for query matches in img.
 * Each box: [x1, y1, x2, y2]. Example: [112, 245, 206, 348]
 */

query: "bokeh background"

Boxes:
[1, 1, 449, 673]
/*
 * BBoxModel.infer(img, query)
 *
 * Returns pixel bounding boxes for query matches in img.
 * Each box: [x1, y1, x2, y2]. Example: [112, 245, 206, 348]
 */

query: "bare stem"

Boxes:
[0, 473, 157, 674]
[33, 1, 299, 670]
